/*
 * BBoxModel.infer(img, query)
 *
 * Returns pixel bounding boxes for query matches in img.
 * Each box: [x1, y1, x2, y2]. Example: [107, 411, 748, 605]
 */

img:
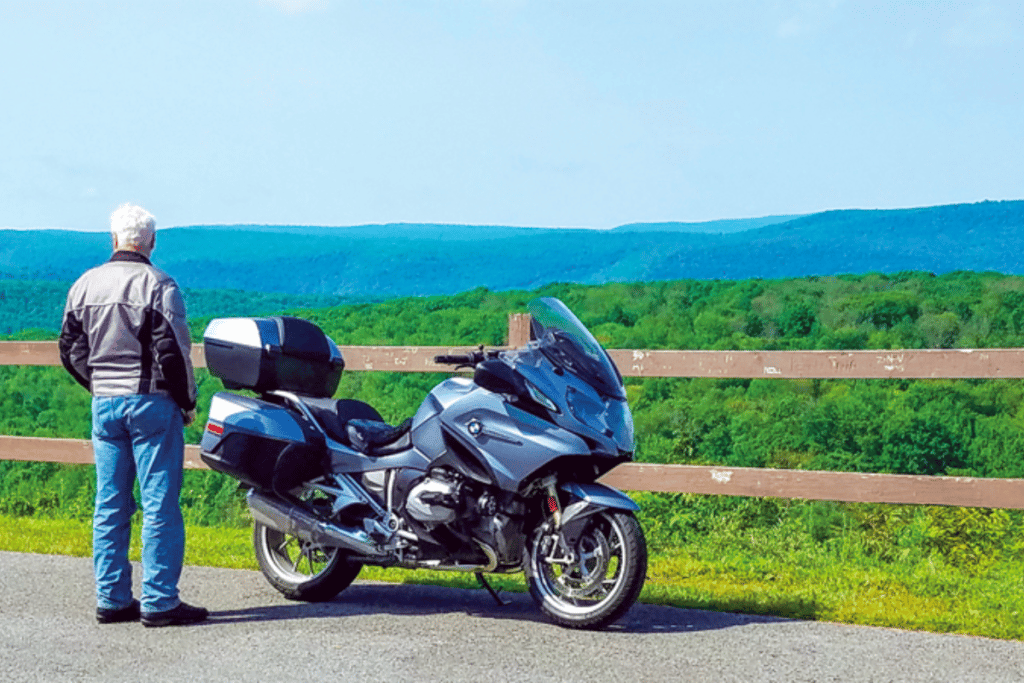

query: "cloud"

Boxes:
[259, 0, 327, 15]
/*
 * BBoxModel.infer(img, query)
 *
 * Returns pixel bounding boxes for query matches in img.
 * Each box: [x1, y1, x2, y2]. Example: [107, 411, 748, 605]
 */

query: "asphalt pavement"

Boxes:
[1, 551, 1022, 683]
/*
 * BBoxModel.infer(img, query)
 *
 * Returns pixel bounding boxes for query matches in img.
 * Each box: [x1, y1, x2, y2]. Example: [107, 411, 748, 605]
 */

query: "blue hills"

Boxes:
[2, 200, 1022, 300]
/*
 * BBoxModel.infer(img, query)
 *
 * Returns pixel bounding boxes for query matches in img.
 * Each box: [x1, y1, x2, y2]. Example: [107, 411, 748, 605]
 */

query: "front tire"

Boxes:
[527, 509, 647, 629]
[252, 522, 362, 602]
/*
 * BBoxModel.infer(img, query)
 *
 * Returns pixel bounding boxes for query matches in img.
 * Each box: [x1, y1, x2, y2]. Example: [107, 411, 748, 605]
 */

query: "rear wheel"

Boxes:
[527, 509, 647, 629]
[252, 522, 362, 602]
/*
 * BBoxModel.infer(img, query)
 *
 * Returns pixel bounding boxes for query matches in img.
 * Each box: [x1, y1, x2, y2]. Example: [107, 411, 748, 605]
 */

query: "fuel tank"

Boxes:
[420, 377, 590, 491]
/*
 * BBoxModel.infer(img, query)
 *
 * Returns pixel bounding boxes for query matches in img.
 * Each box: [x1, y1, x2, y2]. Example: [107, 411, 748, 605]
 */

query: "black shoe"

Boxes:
[96, 599, 141, 624]
[141, 601, 209, 628]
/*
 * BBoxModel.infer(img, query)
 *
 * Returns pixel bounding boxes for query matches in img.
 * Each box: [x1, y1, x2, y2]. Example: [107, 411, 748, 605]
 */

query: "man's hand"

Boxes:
[182, 409, 197, 426]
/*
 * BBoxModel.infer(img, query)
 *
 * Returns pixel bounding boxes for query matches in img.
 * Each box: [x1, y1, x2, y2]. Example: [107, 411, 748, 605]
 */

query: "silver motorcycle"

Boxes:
[200, 297, 646, 629]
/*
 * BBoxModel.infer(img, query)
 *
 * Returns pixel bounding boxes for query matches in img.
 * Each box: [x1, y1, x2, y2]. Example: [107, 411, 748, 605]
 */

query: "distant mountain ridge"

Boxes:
[612, 215, 803, 233]
[1, 201, 1021, 299]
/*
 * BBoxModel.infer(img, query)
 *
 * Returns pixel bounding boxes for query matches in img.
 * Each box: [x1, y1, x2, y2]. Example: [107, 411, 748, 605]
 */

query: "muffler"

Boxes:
[247, 490, 387, 557]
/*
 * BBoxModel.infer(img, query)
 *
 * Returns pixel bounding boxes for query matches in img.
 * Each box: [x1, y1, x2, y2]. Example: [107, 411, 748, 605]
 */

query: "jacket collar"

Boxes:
[109, 251, 152, 265]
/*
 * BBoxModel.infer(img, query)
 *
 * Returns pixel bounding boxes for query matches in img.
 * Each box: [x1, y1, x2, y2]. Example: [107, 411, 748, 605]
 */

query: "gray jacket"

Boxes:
[59, 251, 197, 411]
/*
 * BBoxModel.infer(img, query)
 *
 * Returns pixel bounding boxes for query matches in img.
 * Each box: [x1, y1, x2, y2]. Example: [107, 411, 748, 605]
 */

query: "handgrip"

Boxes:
[433, 353, 477, 365]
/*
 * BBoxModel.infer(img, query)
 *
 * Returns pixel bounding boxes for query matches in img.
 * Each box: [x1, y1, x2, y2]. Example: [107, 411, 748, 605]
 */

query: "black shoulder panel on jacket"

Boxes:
[58, 310, 91, 391]
[151, 309, 196, 411]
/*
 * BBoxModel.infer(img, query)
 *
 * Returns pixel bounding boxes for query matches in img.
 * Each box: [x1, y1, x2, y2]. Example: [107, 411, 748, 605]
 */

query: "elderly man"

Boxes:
[59, 203, 207, 627]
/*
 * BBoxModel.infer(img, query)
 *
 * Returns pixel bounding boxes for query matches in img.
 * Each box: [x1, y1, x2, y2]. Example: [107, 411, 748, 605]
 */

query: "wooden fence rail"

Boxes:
[3, 315, 1024, 510]
[8, 340, 1024, 379]
[2, 435, 1020, 509]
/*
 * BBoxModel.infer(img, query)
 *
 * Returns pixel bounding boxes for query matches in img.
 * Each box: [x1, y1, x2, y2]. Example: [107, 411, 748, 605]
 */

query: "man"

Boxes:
[59, 203, 208, 627]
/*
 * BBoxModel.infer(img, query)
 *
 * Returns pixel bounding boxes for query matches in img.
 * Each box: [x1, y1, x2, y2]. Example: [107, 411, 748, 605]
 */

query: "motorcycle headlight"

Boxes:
[525, 380, 560, 413]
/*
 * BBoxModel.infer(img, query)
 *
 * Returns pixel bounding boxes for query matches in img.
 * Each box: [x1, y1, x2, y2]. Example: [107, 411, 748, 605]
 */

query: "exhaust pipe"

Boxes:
[247, 490, 387, 557]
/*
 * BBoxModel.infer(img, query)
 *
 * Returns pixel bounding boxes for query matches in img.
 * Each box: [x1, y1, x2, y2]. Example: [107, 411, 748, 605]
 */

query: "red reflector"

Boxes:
[206, 422, 224, 435]
[548, 497, 559, 513]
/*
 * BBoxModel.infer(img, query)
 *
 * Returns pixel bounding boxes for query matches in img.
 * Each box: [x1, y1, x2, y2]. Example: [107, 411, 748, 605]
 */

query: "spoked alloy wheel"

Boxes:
[528, 510, 647, 629]
[253, 521, 362, 602]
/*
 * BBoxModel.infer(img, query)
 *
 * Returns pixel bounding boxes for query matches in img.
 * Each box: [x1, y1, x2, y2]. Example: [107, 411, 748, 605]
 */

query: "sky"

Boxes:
[1, 0, 1021, 231]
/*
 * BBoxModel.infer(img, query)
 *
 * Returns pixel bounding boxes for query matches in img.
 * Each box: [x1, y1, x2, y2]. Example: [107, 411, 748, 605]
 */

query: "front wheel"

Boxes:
[527, 509, 647, 629]
[252, 522, 362, 602]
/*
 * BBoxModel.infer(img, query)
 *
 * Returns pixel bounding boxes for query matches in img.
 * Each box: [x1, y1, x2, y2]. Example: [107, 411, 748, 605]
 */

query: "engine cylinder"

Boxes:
[405, 474, 460, 524]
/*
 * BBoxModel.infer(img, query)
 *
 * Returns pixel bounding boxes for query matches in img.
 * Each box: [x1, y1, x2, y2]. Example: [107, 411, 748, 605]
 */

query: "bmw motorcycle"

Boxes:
[199, 297, 646, 629]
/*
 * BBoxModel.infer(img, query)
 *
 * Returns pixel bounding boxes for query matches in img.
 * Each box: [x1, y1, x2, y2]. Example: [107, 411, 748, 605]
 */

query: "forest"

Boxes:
[0, 278, 355, 335]
[5, 268, 1024, 516]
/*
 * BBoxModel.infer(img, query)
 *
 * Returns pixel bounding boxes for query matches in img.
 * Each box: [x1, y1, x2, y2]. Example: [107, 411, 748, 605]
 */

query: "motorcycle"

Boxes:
[199, 297, 647, 629]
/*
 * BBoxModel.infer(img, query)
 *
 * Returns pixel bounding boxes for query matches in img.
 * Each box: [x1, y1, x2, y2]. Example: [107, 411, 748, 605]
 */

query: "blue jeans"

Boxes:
[91, 394, 185, 613]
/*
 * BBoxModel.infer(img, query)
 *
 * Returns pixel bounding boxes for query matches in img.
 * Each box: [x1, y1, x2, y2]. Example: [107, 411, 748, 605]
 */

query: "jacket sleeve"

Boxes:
[58, 288, 91, 391]
[152, 282, 197, 411]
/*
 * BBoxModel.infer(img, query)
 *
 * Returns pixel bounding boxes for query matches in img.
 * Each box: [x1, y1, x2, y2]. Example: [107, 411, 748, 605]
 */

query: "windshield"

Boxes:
[528, 298, 626, 400]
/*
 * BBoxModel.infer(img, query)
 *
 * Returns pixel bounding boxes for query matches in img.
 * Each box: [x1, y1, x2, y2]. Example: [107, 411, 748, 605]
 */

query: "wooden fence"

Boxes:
[2, 315, 1024, 510]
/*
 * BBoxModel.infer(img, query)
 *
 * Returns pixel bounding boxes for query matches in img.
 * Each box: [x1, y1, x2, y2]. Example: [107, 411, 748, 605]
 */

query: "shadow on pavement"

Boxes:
[204, 581, 785, 634]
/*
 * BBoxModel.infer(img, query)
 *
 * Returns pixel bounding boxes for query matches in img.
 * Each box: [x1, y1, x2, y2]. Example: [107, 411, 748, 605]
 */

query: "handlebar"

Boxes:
[433, 348, 499, 368]
[433, 352, 480, 366]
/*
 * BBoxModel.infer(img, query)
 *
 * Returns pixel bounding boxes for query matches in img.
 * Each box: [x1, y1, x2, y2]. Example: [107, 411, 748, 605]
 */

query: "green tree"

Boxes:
[778, 303, 816, 337]
[879, 415, 967, 475]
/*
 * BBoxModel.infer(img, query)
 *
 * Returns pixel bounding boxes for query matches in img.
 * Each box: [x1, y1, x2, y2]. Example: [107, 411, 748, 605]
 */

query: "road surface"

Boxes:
[1, 551, 1021, 682]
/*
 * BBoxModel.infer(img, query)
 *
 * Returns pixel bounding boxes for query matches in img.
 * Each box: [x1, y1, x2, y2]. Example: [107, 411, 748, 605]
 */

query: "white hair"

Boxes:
[110, 203, 156, 250]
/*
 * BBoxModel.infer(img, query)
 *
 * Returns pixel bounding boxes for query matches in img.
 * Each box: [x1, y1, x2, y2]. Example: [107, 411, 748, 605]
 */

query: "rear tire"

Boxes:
[527, 510, 647, 630]
[252, 522, 362, 602]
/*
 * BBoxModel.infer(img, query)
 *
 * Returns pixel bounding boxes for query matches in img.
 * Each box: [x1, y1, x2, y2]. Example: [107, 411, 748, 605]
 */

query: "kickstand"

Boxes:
[476, 572, 510, 606]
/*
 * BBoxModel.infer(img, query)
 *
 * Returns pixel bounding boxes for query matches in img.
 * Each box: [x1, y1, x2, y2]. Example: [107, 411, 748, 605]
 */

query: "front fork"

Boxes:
[531, 479, 641, 572]
[540, 481, 575, 565]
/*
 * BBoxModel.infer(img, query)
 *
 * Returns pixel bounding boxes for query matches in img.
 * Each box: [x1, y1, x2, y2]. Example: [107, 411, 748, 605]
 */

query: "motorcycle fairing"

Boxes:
[513, 351, 634, 457]
[436, 381, 591, 492]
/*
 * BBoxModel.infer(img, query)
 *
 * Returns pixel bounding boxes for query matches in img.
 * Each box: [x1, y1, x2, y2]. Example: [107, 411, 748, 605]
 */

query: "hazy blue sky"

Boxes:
[2, 1, 1021, 230]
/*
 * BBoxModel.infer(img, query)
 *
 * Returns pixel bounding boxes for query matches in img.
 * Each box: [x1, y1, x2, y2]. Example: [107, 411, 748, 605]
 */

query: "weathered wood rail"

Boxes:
[6, 339, 1024, 380]
[3, 315, 1024, 510]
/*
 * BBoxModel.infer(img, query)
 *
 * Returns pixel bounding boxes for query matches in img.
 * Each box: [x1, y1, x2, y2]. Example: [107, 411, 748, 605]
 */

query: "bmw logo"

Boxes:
[467, 419, 483, 436]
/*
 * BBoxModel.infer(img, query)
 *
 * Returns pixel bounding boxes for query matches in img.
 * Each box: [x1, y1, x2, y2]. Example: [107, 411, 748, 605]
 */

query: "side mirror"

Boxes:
[473, 360, 526, 396]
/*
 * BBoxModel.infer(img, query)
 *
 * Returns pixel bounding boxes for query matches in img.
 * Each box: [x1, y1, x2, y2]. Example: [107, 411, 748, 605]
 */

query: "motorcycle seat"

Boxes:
[346, 418, 413, 456]
[290, 397, 383, 446]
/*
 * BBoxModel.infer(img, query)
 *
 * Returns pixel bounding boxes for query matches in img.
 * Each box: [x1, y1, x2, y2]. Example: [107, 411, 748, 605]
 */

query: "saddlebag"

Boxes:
[203, 316, 344, 398]
[201, 393, 329, 493]
[201, 432, 284, 490]
[202, 432, 326, 494]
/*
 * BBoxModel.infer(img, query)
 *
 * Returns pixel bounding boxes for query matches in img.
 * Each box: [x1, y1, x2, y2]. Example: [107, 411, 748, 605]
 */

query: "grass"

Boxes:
[2, 512, 1021, 640]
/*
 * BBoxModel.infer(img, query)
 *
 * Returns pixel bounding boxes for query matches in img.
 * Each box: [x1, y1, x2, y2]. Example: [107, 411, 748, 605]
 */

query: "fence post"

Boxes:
[508, 313, 532, 347]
